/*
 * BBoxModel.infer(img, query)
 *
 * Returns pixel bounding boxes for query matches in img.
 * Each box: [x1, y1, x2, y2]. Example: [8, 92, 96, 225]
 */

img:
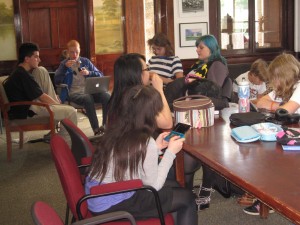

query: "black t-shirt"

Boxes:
[3, 66, 43, 119]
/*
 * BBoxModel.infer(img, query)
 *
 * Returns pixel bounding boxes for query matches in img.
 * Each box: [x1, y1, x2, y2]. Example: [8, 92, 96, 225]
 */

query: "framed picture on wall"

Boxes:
[178, 0, 208, 18]
[179, 22, 208, 47]
[0, 0, 17, 61]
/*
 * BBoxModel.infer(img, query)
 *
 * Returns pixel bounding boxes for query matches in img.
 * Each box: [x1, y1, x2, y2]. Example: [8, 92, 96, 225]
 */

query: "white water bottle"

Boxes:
[238, 78, 250, 113]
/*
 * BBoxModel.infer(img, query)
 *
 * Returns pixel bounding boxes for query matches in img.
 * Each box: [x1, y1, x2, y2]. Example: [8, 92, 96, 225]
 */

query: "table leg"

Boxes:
[175, 150, 185, 187]
[259, 202, 270, 219]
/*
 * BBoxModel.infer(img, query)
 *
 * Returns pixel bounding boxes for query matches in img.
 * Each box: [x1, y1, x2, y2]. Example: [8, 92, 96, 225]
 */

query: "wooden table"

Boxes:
[175, 115, 300, 224]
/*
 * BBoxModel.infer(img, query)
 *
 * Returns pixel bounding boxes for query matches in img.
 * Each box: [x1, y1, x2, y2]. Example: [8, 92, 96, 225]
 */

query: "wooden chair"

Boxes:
[0, 76, 56, 162]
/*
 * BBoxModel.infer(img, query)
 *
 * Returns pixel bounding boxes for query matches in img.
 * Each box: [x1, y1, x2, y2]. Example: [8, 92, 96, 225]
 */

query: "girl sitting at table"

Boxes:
[244, 53, 300, 216]
[183, 35, 234, 211]
[256, 53, 300, 113]
[85, 85, 198, 225]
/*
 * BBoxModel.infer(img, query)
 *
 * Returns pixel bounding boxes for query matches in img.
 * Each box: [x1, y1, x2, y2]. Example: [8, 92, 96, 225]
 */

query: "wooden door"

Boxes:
[19, 0, 88, 71]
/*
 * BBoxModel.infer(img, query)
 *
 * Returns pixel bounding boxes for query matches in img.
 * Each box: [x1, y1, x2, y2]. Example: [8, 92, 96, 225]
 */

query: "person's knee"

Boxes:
[99, 92, 111, 105]
[82, 94, 95, 106]
[184, 153, 201, 174]
[179, 189, 195, 206]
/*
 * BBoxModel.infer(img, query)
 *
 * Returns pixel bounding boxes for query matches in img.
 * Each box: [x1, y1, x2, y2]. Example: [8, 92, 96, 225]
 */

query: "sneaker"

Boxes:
[94, 126, 105, 136]
[243, 200, 275, 215]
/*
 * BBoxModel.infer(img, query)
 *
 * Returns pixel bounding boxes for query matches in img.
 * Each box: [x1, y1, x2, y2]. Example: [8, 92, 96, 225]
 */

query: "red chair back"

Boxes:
[50, 134, 90, 219]
[61, 118, 95, 165]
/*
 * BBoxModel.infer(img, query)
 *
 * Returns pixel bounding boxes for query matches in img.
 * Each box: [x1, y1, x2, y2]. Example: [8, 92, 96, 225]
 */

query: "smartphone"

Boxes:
[164, 123, 191, 142]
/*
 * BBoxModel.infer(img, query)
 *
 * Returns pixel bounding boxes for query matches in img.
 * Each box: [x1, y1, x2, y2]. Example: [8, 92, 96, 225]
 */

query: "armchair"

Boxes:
[50, 134, 174, 225]
[31, 201, 136, 225]
[0, 76, 55, 161]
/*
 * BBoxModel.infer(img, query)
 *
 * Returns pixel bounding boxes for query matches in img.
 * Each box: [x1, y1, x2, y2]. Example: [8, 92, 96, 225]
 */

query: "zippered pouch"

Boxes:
[231, 126, 260, 143]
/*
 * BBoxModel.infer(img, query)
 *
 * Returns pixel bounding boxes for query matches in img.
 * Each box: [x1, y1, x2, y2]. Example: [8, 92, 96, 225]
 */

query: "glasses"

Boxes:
[142, 66, 150, 71]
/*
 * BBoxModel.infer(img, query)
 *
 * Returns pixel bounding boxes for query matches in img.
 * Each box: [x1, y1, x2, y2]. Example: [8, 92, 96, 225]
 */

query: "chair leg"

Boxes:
[65, 204, 69, 225]
[6, 131, 12, 162]
[19, 131, 24, 149]
[0, 112, 3, 134]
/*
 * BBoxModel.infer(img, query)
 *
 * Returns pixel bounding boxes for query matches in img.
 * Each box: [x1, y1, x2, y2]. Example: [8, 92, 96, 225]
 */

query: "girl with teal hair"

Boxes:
[195, 34, 227, 65]
[185, 35, 235, 211]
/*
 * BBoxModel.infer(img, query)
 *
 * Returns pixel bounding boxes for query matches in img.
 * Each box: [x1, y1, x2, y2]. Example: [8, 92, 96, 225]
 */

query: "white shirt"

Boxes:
[268, 82, 300, 114]
[233, 71, 266, 100]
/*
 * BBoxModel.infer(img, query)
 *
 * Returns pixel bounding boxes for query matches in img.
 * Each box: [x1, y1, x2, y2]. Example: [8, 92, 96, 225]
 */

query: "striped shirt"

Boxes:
[148, 56, 183, 80]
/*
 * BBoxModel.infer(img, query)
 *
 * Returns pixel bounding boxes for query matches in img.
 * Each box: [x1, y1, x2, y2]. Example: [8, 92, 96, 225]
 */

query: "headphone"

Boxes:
[275, 108, 300, 124]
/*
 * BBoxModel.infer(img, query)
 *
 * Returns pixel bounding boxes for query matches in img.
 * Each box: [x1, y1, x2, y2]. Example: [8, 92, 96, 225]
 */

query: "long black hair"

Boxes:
[89, 85, 163, 182]
[107, 53, 146, 125]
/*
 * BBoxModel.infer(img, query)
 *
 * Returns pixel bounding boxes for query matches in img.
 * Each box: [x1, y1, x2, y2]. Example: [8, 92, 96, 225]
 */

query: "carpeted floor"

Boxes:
[0, 110, 294, 225]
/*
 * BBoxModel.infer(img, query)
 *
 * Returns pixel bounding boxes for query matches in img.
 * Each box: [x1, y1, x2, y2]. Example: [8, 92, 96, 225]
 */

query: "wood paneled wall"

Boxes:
[18, 0, 88, 71]
[0, 0, 297, 76]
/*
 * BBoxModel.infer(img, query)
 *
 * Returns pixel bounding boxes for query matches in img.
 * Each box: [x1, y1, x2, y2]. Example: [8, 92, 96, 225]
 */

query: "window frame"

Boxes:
[208, 0, 294, 61]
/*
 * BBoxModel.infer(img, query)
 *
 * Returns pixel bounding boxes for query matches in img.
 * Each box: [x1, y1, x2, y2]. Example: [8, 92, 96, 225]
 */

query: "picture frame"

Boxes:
[0, 0, 17, 61]
[179, 22, 208, 47]
[178, 0, 208, 18]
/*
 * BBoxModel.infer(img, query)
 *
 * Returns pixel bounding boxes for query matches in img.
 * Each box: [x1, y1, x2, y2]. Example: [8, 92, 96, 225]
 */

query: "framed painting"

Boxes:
[179, 22, 208, 47]
[0, 0, 17, 61]
[178, 0, 208, 18]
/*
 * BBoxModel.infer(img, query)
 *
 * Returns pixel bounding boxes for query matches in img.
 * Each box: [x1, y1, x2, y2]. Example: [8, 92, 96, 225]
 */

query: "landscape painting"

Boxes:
[93, 0, 123, 54]
[0, 0, 17, 61]
[179, 22, 208, 47]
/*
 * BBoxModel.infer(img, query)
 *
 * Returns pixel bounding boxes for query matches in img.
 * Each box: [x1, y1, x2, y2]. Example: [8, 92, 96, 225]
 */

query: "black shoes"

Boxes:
[243, 200, 275, 215]
[94, 126, 105, 136]
[195, 186, 214, 211]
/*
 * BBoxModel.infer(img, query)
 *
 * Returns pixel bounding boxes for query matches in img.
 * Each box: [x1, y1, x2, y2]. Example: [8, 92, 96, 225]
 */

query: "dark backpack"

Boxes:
[213, 174, 244, 198]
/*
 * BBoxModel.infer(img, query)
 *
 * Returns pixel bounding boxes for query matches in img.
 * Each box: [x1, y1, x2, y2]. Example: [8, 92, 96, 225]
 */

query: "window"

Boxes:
[218, 0, 289, 55]
[144, 0, 155, 60]
[220, 0, 249, 50]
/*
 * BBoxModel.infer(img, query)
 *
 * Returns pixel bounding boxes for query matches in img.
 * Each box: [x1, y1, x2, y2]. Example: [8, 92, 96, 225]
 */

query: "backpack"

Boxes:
[213, 174, 244, 198]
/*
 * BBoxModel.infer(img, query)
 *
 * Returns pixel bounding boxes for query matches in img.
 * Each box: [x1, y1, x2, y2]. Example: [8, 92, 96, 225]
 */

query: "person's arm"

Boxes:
[54, 59, 68, 84]
[81, 58, 103, 77]
[207, 61, 228, 87]
[158, 75, 173, 84]
[38, 93, 60, 105]
[151, 74, 173, 129]
[280, 101, 300, 113]
[141, 136, 183, 190]
[257, 93, 300, 113]
[173, 56, 184, 79]
[256, 93, 279, 111]
[257, 83, 300, 114]
[175, 71, 184, 79]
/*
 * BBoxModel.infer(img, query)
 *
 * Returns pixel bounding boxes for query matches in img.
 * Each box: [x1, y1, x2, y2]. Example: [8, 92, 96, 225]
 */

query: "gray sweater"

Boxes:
[85, 137, 176, 212]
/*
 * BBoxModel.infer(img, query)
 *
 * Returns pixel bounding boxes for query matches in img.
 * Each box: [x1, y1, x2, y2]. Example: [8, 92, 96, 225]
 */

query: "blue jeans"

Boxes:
[69, 91, 110, 130]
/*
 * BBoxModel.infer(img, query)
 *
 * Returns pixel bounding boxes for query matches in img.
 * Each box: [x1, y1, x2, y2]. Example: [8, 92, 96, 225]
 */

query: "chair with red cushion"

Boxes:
[50, 134, 174, 225]
[31, 201, 136, 225]
[61, 118, 95, 166]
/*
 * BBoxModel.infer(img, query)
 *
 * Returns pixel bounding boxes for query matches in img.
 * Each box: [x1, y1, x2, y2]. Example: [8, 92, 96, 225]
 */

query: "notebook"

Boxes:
[84, 76, 110, 94]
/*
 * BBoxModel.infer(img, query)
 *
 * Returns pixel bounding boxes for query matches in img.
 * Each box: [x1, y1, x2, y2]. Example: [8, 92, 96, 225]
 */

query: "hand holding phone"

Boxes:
[164, 123, 191, 142]
[167, 136, 185, 154]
